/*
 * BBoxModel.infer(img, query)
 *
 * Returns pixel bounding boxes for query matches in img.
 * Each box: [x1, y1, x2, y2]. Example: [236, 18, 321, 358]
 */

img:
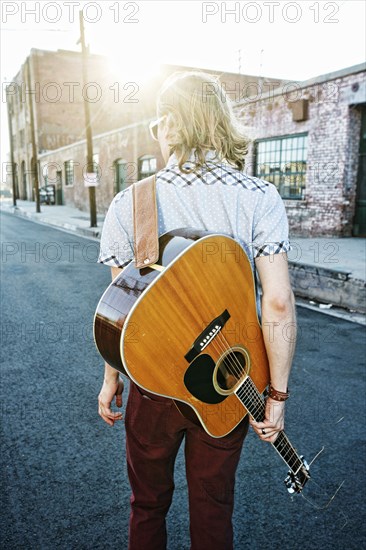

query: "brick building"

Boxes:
[236, 63, 366, 237]
[7, 49, 366, 236]
[6, 48, 118, 200]
[7, 47, 283, 211]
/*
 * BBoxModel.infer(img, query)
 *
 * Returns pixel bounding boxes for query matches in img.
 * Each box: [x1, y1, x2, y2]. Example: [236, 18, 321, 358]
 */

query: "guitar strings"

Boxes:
[208, 329, 266, 422]
[300, 478, 345, 512]
[206, 329, 303, 474]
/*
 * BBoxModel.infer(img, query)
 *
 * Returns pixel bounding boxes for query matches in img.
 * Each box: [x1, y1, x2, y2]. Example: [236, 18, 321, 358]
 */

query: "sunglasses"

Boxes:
[149, 115, 166, 141]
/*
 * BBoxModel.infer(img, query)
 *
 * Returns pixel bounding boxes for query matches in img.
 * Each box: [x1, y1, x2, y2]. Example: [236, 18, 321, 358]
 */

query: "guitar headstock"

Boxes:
[284, 456, 311, 494]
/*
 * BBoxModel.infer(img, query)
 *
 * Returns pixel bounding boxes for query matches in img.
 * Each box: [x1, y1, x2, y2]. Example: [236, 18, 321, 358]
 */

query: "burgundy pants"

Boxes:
[125, 381, 249, 550]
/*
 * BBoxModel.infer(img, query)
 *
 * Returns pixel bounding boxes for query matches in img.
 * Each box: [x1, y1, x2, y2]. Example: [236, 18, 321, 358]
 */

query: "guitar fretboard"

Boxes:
[236, 377, 304, 475]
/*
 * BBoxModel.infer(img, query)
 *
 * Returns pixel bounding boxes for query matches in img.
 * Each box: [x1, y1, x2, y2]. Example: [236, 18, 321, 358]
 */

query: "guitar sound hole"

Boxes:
[216, 350, 248, 392]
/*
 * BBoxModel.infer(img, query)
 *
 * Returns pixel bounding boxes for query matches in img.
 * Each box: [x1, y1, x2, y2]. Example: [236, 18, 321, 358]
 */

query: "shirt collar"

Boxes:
[165, 148, 222, 169]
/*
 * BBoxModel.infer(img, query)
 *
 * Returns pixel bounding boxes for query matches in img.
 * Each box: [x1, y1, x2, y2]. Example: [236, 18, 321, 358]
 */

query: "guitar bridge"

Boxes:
[184, 309, 231, 363]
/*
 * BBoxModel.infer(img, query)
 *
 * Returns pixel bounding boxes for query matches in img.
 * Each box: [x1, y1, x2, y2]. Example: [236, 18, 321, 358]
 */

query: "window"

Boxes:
[138, 155, 157, 179]
[65, 160, 74, 186]
[255, 134, 308, 199]
[115, 159, 127, 193]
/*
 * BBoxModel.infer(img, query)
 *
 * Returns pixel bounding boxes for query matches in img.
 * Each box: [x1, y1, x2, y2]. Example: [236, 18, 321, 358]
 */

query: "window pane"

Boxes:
[65, 160, 74, 186]
[138, 156, 157, 179]
[254, 134, 307, 199]
[115, 160, 126, 191]
[150, 158, 157, 172]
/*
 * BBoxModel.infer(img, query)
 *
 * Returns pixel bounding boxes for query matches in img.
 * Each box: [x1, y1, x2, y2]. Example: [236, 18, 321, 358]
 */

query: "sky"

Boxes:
[1, 0, 365, 169]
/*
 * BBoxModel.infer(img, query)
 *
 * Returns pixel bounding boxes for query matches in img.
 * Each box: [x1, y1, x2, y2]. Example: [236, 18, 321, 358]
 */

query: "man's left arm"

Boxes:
[250, 252, 297, 443]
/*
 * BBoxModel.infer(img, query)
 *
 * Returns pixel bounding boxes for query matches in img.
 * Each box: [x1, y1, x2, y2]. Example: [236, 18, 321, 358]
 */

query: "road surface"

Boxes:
[1, 211, 365, 549]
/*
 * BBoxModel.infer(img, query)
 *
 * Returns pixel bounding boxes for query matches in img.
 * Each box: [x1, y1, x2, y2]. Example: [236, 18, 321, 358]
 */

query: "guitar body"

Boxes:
[95, 228, 311, 492]
[94, 229, 269, 437]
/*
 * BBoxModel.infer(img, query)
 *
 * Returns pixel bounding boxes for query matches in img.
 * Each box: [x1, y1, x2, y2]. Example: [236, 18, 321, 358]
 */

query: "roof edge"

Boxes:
[236, 62, 366, 106]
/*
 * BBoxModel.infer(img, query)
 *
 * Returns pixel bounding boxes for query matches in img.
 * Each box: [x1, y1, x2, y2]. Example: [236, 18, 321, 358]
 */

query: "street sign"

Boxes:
[84, 173, 99, 187]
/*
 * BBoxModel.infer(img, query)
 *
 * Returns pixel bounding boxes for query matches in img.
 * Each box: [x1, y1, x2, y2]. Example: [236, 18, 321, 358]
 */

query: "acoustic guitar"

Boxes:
[94, 228, 310, 494]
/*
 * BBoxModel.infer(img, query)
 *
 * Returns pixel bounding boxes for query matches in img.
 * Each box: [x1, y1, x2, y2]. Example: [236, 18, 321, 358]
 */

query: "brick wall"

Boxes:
[10, 48, 131, 200]
[38, 122, 164, 213]
[236, 68, 366, 237]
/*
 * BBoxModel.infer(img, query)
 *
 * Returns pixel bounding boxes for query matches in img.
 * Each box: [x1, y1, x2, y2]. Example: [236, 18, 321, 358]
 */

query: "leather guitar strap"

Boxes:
[132, 174, 159, 269]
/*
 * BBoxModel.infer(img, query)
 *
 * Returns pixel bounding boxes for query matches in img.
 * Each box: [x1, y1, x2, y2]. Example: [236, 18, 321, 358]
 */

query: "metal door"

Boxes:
[353, 105, 366, 236]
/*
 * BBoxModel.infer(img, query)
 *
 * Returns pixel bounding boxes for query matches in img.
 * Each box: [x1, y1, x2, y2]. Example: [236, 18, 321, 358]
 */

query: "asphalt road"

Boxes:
[1, 211, 365, 550]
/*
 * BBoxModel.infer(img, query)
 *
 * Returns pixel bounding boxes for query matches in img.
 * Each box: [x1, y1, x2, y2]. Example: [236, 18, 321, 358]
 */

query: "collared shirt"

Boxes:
[97, 149, 292, 315]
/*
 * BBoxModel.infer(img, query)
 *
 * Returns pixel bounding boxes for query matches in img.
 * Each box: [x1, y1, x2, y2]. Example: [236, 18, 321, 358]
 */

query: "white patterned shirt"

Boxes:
[98, 150, 292, 316]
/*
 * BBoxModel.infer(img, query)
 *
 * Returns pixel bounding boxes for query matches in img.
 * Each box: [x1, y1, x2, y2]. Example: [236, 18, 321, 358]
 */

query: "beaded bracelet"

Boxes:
[268, 384, 290, 401]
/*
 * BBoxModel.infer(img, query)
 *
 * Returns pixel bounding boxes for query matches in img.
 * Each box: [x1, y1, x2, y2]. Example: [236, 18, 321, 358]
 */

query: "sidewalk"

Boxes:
[1, 199, 365, 314]
[1, 199, 104, 239]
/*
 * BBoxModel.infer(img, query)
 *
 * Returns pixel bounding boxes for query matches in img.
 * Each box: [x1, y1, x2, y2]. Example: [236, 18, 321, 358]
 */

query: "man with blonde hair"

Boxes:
[97, 71, 296, 549]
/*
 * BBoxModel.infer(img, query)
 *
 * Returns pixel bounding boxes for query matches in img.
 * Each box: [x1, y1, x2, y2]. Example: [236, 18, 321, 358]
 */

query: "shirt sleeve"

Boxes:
[97, 191, 134, 267]
[252, 183, 292, 258]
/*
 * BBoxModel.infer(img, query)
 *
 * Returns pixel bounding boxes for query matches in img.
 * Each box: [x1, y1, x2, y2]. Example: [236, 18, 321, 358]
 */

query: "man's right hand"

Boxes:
[98, 377, 124, 426]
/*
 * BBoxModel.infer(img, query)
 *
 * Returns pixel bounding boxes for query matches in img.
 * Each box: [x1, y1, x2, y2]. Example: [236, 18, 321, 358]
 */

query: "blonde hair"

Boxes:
[157, 71, 250, 173]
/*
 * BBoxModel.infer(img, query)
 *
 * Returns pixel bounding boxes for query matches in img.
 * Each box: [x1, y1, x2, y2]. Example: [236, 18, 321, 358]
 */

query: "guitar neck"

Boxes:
[235, 377, 304, 475]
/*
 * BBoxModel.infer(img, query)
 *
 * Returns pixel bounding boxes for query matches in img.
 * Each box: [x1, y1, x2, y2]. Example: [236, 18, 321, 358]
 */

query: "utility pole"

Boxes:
[78, 11, 97, 227]
[6, 86, 17, 207]
[27, 56, 41, 213]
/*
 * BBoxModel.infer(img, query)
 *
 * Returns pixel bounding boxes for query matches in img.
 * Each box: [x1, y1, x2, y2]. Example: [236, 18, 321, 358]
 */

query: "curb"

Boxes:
[288, 261, 365, 314]
[295, 297, 365, 326]
[5, 204, 102, 240]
